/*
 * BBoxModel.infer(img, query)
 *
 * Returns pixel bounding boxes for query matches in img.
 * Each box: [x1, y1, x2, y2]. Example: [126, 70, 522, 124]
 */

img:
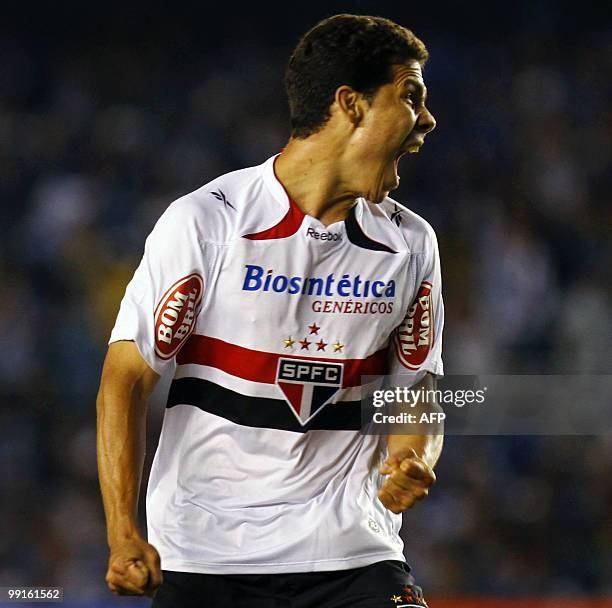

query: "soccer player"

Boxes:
[97, 14, 443, 607]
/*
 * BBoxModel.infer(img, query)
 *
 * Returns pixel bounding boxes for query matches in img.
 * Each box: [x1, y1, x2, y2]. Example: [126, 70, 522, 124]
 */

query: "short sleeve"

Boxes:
[388, 225, 444, 387]
[109, 201, 205, 375]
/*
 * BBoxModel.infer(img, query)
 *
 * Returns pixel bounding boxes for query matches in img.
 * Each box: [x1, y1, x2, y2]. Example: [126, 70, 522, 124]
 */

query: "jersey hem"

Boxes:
[157, 550, 407, 574]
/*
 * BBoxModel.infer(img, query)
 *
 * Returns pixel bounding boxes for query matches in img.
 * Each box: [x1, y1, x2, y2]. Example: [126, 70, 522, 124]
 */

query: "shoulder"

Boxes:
[379, 196, 438, 248]
[151, 161, 270, 245]
[361, 196, 439, 255]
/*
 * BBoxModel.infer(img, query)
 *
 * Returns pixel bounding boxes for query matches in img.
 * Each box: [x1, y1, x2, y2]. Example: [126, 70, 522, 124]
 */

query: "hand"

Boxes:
[378, 448, 436, 514]
[106, 535, 163, 597]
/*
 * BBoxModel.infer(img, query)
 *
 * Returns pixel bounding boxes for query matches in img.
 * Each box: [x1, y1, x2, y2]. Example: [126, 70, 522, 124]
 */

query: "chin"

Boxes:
[362, 179, 393, 204]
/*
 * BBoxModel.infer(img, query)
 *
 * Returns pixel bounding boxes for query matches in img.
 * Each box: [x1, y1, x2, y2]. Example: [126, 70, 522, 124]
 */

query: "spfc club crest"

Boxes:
[276, 358, 344, 425]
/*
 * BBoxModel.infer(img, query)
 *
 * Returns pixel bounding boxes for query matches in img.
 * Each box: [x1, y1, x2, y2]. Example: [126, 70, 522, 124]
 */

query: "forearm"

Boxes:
[386, 373, 444, 469]
[96, 370, 149, 545]
[378, 375, 443, 513]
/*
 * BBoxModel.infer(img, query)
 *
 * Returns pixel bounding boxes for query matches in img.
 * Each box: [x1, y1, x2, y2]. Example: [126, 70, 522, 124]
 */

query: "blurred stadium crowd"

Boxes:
[0, 3, 611, 604]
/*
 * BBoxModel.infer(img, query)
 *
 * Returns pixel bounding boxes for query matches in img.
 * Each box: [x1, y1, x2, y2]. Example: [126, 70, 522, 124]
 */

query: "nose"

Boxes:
[418, 106, 436, 134]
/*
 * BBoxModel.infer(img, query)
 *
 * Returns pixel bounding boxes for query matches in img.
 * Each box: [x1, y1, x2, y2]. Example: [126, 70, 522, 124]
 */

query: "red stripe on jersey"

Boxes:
[243, 155, 305, 240]
[242, 198, 305, 240]
[176, 335, 387, 387]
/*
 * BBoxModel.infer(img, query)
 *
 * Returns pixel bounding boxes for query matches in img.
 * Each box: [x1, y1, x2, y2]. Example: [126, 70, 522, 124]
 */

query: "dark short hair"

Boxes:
[285, 14, 429, 139]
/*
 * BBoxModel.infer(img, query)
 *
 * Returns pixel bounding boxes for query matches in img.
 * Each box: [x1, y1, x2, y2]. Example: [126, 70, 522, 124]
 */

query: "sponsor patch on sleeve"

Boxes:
[393, 281, 434, 370]
[154, 273, 204, 359]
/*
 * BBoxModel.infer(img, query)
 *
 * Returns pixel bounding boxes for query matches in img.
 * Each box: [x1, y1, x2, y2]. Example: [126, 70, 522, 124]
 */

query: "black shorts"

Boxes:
[151, 560, 427, 608]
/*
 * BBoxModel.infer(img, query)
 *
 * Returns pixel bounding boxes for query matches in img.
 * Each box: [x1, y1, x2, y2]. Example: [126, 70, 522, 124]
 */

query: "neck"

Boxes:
[273, 135, 359, 226]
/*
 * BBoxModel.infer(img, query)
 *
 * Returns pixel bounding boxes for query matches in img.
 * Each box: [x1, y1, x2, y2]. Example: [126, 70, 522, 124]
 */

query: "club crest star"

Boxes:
[333, 341, 344, 353]
[283, 336, 295, 348]
[308, 322, 320, 335]
[299, 338, 311, 350]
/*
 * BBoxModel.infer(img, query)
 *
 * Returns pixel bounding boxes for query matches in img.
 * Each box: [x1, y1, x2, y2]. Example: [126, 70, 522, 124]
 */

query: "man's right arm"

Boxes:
[96, 340, 163, 597]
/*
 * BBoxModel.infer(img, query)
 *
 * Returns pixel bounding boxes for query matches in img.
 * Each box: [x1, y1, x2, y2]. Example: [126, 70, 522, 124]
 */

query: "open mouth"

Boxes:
[395, 139, 423, 160]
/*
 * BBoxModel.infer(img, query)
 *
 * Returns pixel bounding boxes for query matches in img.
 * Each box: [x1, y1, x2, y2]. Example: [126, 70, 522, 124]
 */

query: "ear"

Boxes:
[334, 85, 366, 126]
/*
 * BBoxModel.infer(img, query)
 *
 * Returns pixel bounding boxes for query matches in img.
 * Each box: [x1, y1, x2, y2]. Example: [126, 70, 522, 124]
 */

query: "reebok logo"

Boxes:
[306, 227, 342, 242]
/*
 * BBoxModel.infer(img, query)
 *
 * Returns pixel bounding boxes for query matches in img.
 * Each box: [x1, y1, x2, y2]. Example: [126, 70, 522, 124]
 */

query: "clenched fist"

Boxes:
[106, 535, 163, 597]
[378, 448, 436, 514]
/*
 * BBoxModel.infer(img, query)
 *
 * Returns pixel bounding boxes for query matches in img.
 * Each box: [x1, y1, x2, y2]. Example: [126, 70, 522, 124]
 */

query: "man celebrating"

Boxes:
[97, 13, 443, 607]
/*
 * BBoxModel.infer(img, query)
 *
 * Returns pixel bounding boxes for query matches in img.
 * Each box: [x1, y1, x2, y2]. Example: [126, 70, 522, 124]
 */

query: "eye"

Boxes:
[402, 93, 415, 106]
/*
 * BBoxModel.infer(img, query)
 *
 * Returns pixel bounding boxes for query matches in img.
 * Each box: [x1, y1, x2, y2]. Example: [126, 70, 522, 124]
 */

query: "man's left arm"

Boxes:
[378, 372, 444, 514]
[379, 221, 445, 514]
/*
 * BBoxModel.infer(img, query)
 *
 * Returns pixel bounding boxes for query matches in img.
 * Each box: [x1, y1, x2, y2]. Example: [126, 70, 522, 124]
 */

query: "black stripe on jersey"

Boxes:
[166, 378, 363, 433]
[345, 205, 397, 254]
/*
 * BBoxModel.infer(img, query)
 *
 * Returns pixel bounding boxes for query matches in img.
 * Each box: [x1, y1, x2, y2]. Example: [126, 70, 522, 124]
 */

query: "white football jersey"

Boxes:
[110, 154, 444, 574]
